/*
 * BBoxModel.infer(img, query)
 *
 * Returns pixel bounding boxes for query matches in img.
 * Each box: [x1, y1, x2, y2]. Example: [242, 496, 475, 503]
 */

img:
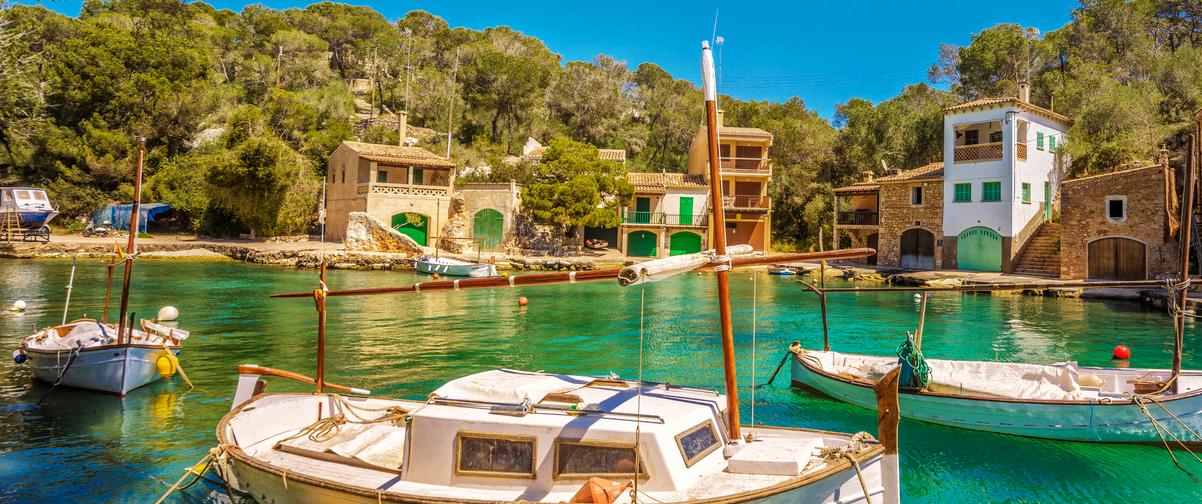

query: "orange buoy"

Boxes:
[518, 296, 528, 306]
[432, 273, 440, 280]
[1112, 345, 1131, 360]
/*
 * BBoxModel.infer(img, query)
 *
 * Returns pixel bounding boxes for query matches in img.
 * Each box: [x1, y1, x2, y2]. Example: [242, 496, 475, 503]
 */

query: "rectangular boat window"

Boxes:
[675, 420, 720, 467]
[30, 191, 48, 202]
[554, 440, 645, 478]
[14, 190, 31, 201]
[456, 433, 536, 478]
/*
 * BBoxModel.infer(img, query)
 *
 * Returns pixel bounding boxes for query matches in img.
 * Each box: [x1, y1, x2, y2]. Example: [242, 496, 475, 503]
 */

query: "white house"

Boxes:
[619, 172, 711, 257]
[941, 85, 1071, 272]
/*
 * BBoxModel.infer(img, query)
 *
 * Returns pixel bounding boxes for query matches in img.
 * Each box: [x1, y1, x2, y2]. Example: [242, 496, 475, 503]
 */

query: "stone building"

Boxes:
[459, 181, 523, 251]
[324, 140, 455, 244]
[834, 163, 944, 269]
[1059, 162, 1180, 280]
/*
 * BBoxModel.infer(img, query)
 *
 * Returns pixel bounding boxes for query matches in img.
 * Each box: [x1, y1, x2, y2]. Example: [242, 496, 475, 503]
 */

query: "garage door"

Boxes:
[391, 212, 429, 246]
[473, 209, 504, 251]
[669, 232, 702, 256]
[957, 226, 1001, 272]
[1088, 237, 1146, 280]
[900, 228, 935, 270]
[627, 230, 657, 257]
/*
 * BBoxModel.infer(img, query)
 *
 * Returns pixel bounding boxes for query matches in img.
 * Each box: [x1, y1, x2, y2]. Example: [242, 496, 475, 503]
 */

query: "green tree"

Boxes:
[521, 137, 632, 228]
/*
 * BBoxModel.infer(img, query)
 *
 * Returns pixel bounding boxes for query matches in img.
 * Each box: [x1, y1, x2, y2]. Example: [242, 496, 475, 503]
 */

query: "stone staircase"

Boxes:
[1014, 223, 1061, 277]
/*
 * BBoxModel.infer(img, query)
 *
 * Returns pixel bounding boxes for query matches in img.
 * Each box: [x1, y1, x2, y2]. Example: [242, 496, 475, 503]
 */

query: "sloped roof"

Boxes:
[1061, 163, 1162, 185]
[524, 146, 627, 164]
[719, 126, 772, 138]
[945, 97, 1072, 125]
[340, 141, 454, 168]
[627, 172, 709, 194]
[833, 162, 943, 194]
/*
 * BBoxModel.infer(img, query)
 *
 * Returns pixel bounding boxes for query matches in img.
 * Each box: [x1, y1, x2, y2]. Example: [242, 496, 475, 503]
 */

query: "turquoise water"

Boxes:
[0, 259, 1199, 502]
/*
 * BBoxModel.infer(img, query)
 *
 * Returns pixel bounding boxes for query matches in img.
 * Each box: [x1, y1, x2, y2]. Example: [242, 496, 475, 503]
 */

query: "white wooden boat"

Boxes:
[214, 366, 895, 504]
[768, 266, 798, 276]
[417, 255, 499, 278]
[17, 319, 188, 395]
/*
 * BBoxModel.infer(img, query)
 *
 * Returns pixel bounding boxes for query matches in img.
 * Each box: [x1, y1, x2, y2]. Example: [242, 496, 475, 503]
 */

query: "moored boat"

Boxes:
[18, 319, 188, 395]
[767, 265, 798, 275]
[416, 255, 499, 277]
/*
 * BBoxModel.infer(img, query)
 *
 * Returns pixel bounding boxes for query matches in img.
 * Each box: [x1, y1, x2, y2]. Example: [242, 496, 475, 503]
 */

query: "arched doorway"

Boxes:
[391, 212, 429, 246]
[900, 228, 935, 270]
[1088, 237, 1146, 280]
[957, 226, 1002, 272]
[473, 209, 504, 251]
[669, 232, 702, 256]
[627, 230, 658, 257]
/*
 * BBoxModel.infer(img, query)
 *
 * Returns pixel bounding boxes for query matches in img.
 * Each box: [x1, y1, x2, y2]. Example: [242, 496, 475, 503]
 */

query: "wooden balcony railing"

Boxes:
[723, 195, 771, 210]
[837, 210, 879, 226]
[622, 211, 708, 226]
[718, 157, 772, 173]
[953, 142, 1004, 163]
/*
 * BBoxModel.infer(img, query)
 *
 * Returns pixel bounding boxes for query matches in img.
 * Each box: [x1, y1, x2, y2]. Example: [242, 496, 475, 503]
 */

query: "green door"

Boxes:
[635, 197, 651, 224]
[473, 209, 504, 251]
[957, 226, 1002, 272]
[669, 232, 702, 256]
[1044, 181, 1053, 221]
[678, 197, 694, 225]
[391, 212, 429, 246]
[627, 230, 657, 257]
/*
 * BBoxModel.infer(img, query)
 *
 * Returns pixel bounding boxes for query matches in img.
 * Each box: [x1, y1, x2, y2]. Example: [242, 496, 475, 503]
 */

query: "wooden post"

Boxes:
[914, 293, 928, 351]
[873, 367, 902, 504]
[701, 42, 740, 441]
[102, 256, 115, 323]
[819, 261, 830, 351]
[315, 262, 328, 393]
[1174, 133, 1197, 386]
[116, 138, 145, 344]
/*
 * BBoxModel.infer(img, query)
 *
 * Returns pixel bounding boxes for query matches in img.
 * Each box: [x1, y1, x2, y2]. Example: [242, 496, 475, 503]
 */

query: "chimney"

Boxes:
[397, 110, 408, 146]
[1018, 82, 1031, 103]
[716, 109, 725, 128]
[1159, 145, 1170, 167]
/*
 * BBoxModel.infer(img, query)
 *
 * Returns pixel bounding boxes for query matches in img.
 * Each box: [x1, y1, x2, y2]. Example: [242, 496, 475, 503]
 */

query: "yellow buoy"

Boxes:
[156, 353, 179, 379]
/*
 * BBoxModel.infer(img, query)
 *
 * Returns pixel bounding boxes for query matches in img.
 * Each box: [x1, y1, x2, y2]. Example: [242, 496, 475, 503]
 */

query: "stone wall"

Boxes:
[877, 180, 943, 269]
[1060, 165, 1179, 279]
[344, 212, 424, 255]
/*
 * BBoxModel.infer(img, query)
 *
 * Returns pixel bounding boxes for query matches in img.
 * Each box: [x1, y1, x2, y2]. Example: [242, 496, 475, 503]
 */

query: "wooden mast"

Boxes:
[701, 40, 741, 440]
[1173, 132, 1197, 387]
[315, 262, 327, 393]
[115, 138, 145, 344]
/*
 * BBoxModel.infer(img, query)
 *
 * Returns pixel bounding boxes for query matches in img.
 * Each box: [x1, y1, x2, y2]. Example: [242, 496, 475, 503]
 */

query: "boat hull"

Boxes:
[790, 353, 1202, 444]
[24, 345, 179, 395]
[17, 209, 58, 229]
[416, 260, 498, 278]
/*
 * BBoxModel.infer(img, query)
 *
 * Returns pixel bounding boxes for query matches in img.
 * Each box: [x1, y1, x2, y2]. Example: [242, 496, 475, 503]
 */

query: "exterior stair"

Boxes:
[1014, 222, 1061, 278]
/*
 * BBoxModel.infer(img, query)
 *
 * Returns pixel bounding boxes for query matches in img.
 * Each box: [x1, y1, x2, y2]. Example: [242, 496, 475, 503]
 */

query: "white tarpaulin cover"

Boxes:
[430, 369, 585, 404]
[618, 245, 756, 286]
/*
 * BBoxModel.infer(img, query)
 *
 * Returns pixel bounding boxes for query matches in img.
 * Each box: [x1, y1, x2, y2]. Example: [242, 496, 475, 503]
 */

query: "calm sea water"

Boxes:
[0, 259, 1198, 503]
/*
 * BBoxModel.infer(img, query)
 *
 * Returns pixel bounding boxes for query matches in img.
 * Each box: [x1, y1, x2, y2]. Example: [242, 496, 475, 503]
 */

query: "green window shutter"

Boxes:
[983, 182, 1002, 202]
[377, 170, 388, 183]
[1022, 183, 1031, 203]
[1036, 132, 1045, 150]
[954, 183, 971, 202]
[413, 168, 424, 185]
[1049, 136, 1057, 152]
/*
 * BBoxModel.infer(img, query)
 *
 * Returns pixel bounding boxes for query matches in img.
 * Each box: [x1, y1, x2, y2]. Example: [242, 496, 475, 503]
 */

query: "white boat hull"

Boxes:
[416, 259, 498, 278]
[24, 345, 179, 395]
[790, 352, 1202, 444]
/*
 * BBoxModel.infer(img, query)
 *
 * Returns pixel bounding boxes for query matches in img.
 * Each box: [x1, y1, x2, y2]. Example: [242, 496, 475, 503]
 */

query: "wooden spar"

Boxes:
[1174, 133, 1198, 386]
[115, 138, 145, 344]
[818, 261, 829, 351]
[237, 364, 367, 395]
[817, 279, 1177, 293]
[700, 41, 740, 441]
[315, 262, 327, 393]
[102, 255, 115, 323]
[269, 249, 875, 299]
[61, 256, 77, 326]
[914, 293, 928, 351]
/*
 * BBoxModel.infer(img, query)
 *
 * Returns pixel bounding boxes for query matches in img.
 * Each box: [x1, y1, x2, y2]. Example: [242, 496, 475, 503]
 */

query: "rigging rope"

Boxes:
[1124, 391, 1202, 481]
[809, 431, 879, 504]
[1165, 276, 1192, 319]
[632, 286, 646, 503]
[896, 333, 930, 389]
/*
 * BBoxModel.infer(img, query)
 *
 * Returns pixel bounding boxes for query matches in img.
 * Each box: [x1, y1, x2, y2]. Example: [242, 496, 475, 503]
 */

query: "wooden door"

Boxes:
[627, 230, 657, 257]
[669, 232, 702, 256]
[866, 233, 879, 265]
[473, 209, 504, 251]
[1088, 238, 1146, 280]
[678, 197, 694, 225]
[900, 228, 935, 270]
[957, 226, 1002, 272]
[635, 197, 651, 224]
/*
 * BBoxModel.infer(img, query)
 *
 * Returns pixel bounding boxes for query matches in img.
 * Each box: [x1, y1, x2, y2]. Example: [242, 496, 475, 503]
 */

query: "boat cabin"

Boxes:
[0, 187, 54, 213]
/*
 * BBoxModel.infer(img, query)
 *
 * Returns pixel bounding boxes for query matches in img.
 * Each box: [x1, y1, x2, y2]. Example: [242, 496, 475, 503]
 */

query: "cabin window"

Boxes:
[554, 440, 645, 479]
[455, 433, 536, 478]
[14, 190, 31, 201]
[910, 186, 923, 206]
[1036, 132, 1045, 150]
[1106, 196, 1126, 223]
[675, 420, 720, 468]
[982, 182, 1002, 202]
[1021, 183, 1031, 204]
[953, 183, 971, 203]
[30, 191, 48, 202]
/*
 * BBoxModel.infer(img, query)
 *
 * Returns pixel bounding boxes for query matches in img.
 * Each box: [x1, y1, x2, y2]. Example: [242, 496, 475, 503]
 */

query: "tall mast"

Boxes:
[116, 138, 145, 343]
[701, 41, 741, 440]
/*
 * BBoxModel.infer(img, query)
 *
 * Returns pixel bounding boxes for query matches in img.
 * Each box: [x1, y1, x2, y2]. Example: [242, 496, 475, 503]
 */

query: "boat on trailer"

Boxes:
[416, 255, 499, 278]
[0, 187, 59, 242]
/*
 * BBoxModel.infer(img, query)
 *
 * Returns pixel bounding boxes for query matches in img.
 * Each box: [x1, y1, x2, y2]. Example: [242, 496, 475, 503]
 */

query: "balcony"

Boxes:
[357, 182, 451, 198]
[723, 195, 771, 211]
[837, 210, 879, 226]
[718, 157, 772, 175]
[622, 211, 708, 227]
[1017, 142, 1028, 161]
[953, 142, 1003, 163]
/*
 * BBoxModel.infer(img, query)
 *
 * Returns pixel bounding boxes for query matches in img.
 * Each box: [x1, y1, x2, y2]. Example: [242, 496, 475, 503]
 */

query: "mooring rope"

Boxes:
[810, 431, 878, 504]
[37, 341, 84, 405]
[1125, 391, 1202, 481]
[895, 333, 930, 389]
[1165, 276, 1193, 318]
[278, 396, 409, 445]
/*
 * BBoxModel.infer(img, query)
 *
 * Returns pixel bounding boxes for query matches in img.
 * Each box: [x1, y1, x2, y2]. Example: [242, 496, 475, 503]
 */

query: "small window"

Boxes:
[340, 169, 346, 184]
[989, 131, 1003, 143]
[31, 191, 48, 202]
[554, 440, 645, 479]
[982, 182, 1002, 202]
[14, 190, 31, 201]
[1106, 196, 1126, 222]
[413, 168, 425, 186]
[964, 130, 979, 146]
[911, 186, 923, 206]
[1022, 183, 1031, 204]
[675, 420, 721, 468]
[953, 183, 972, 203]
[1036, 132, 1045, 150]
[456, 433, 536, 478]
[377, 170, 388, 183]
[1049, 136, 1057, 153]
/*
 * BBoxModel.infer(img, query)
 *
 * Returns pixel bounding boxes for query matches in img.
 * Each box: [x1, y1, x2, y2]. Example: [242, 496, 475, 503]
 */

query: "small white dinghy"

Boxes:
[416, 255, 499, 278]
[18, 319, 188, 395]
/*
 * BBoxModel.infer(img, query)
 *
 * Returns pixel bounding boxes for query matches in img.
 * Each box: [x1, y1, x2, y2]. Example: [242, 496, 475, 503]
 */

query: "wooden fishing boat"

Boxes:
[185, 43, 903, 504]
[416, 255, 499, 277]
[767, 266, 798, 275]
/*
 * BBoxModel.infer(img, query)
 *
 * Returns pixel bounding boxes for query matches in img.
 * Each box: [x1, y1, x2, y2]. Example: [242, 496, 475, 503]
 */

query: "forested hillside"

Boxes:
[0, 0, 1199, 246]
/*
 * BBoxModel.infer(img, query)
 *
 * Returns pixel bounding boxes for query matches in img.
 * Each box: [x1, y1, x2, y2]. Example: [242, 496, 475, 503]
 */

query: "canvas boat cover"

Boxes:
[430, 369, 589, 404]
[618, 244, 754, 286]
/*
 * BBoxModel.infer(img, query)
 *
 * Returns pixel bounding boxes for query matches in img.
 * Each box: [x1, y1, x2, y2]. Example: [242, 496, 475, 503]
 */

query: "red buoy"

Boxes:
[432, 273, 440, 280]
[517, 296, 529, 307]
[1112, 345, 1131, 360]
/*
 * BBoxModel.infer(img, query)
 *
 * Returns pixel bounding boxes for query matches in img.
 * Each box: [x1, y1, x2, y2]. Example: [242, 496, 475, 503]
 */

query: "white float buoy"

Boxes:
[913, 293, 923, 301]
[9, 300, 26, 312]
[157, 305, 180, 322]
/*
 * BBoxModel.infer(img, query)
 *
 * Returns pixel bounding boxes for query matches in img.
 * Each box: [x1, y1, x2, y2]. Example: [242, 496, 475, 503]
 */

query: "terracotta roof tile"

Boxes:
[627, 172, 709, 194]
[833, 162, 943, 193]
[524, 146, 627, 163]
[945, 97, 1071, 125]
[719, 126, 773, 138]
[341, 141, 454, 168]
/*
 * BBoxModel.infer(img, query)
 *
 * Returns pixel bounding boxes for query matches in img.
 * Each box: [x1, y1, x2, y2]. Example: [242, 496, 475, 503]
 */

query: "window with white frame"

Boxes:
[1106, 196, 1126, 223]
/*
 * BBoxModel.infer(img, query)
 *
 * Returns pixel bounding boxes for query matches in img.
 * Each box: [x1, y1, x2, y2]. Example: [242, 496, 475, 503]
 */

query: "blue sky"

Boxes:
[24, 0, 1080, 117]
